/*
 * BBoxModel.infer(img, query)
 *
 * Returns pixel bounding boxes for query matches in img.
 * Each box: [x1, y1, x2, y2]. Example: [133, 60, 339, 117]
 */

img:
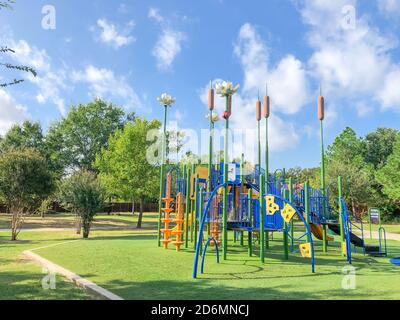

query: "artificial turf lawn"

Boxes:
[0, 231, 88, 300]
[1, 213, 400, 300]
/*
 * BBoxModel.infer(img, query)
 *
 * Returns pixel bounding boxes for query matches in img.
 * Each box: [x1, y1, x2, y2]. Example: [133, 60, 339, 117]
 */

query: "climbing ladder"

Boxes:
[161, 173, 174, 249]
[172, 193, 184, 251]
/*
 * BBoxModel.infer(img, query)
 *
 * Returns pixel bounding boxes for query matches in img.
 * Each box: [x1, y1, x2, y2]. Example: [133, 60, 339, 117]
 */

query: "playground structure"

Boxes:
[156, 83, 387, 279]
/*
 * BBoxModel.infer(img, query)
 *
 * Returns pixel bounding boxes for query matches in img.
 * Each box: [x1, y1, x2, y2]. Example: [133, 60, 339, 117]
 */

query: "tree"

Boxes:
[376, 136, 400, 204]
[0, 148, 54, 240]
[58, 171, 105, 238]
[1, 1, 37, 87]
[95, 118, 161, 228]
[362, 128, 399, 170]
[0, 121, 44, 153]
[46, 99, 127, 172]
[286, 167, 320, 189]
[325, 127, 373, 215]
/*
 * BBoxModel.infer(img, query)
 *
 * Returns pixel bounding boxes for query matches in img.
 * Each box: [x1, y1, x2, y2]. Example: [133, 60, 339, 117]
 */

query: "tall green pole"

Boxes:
[208, 113, 213, 192]
[223, 96, 229, 260]
[248, 188, 253, 257]
[304, 181, 310, 242]
[199, 187, 204, 253]
[185, 166, 191, 248]
[320, 119, 328, 253]
[338, 176, 345, 256]
[157, 105, 168, 247]
[193, 177, 199, 251]
[283, 189, 289, 260]
[289, 177, 294, 250]
[257, 121, 261, 170]
[259, 174, 265, 263]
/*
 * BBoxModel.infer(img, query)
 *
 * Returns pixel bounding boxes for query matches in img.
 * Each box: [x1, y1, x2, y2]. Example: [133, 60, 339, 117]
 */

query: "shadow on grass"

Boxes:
[0, 271, 88, 300]
[100, 278, 376, 300]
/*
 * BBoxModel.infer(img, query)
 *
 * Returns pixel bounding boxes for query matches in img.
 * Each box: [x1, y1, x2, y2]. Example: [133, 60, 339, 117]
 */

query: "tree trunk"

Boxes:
[137, 197, 144, 229]
[107, 196, 112, 216]
[11, 211, 17, 241]
[82, 220, 91, 239]
[75, 214, 82, 235]
[131, 197, 135, 215]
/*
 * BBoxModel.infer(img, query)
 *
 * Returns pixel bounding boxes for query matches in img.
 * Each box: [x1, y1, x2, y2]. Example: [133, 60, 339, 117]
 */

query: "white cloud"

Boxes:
[234, 23, 310, 115]
[71, 65, 141, 109]
[378, 68, 400, 110]
[3, 36, 67, 115]
[0, 89, 28, 135]
[297, 0, 400, 113]
[199, 79, 299, 155]
[148, 7, 164, 23]
[378, 0, 400, 15]
[153, 29, 185, 70]
[93, 19, 136, 49]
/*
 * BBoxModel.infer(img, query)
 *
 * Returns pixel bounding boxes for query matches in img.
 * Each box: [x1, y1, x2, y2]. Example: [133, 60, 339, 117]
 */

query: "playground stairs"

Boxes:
[171, 193, 184, 251]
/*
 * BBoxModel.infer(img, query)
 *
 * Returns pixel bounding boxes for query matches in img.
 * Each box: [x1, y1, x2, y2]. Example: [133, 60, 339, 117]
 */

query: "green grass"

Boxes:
[32, 231, 400, 300]
[0, 231, 88, 300]
[368, 223, 400, 234]
[1, 213, 400, 300]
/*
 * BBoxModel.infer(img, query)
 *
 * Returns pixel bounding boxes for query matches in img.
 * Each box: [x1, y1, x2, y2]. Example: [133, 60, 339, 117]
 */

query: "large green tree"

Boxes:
[325, 127, 373, 215]
[0, 148, 54, 240]
[95, 117, 160, 228]
[46, 99, 130, 172]
[376, 136, 400, 205]
[362, 128, 399, 170]
[0, 121, 44, 153]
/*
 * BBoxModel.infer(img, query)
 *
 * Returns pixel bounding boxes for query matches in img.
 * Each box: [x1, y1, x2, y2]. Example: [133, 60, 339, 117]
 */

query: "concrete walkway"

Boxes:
[354, 230, 400, 241]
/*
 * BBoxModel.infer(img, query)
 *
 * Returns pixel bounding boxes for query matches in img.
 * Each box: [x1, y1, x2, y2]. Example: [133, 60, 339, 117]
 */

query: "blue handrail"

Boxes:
[193, 183, 232, 279]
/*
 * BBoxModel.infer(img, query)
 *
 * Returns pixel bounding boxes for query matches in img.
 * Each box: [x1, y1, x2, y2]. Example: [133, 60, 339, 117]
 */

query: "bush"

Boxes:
[58, 170, 105, 238]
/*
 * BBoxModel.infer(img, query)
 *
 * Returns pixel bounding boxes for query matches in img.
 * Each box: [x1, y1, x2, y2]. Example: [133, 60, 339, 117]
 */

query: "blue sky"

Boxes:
[1, 0, 400, 170]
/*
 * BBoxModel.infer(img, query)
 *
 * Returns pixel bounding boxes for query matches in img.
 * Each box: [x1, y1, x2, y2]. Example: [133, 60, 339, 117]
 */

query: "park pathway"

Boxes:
[359, 230, 400, 241]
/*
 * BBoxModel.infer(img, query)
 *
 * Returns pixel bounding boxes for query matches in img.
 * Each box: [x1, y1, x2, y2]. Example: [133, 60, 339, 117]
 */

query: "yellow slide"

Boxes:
[310, 223, 334, 241]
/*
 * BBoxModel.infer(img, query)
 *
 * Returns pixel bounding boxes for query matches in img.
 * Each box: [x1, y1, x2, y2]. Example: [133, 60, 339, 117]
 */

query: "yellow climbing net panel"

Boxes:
[299, 243, 312, 258]
[281, 203, 297, 223]
[265, 196, 279, 215]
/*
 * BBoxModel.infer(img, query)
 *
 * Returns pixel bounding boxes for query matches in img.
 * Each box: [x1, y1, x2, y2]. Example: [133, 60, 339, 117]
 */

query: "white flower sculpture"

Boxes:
[206, 112, 220, 123]
[215, 81, 240, 97]
[157, 93, 176, 107]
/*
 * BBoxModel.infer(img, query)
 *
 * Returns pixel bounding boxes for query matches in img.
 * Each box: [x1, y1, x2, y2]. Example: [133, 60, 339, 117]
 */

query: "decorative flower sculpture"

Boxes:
[157, 93, 176, 107]
[215, 81, 240, 97]
[206, 112, 220, 123]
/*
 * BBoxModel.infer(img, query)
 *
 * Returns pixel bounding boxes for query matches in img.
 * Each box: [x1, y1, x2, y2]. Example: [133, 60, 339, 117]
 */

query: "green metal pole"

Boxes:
[248, 188, 253, 257]
[185, 166, 191, 248]
[289, 177, 294, 250]
[338, 176, 345, 257]
[259, 174, 265, 263]
[283, 189, 289, 260]
[223, 96, 229, 260]
[320, 120, 328, 253]
[304, 181, 310, 242]
[193, 177, 199, 251]
[190, 163, 196, 242]
[265, 117, 270, 250]
[157, 105, 168, 247]
[199, 187, 204, 253]
[208, 113, 213, 192]
[240, 153, 244, 246]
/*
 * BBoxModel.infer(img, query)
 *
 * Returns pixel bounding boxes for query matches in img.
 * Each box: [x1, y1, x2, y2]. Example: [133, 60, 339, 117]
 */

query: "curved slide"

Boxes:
[310, 223, 334, 241]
